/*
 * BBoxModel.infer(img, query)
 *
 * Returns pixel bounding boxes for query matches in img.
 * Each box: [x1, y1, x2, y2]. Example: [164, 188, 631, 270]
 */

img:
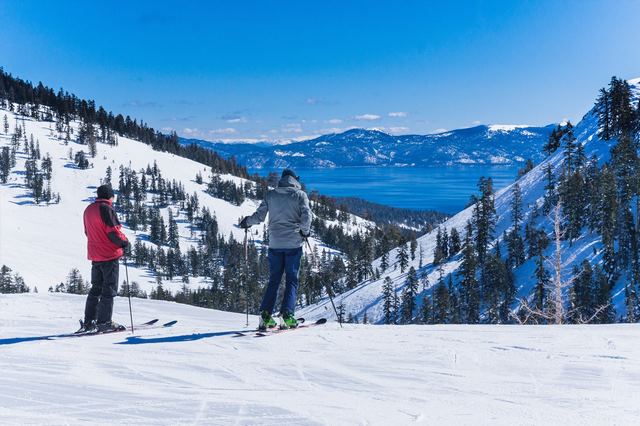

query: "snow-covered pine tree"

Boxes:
[396, 243, 409, 273]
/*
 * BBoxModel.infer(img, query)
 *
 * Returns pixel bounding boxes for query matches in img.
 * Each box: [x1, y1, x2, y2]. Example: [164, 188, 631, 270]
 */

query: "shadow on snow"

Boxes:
[115, 329, 251, 345]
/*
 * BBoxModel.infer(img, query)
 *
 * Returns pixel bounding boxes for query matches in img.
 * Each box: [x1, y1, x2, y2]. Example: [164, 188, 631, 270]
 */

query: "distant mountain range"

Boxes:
[180, 124, 555, 169]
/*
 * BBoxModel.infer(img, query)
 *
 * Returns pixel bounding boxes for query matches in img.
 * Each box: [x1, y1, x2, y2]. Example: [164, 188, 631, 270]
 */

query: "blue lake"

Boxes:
[249, 166, 519, 214]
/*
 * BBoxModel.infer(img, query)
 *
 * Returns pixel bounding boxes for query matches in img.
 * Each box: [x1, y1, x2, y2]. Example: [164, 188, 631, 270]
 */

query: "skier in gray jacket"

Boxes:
[240, 169, 312, 330]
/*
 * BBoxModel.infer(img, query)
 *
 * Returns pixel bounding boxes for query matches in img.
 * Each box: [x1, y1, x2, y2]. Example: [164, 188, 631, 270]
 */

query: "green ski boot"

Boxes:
[258, 311, 277, 331]
[280, 313, 298, 330]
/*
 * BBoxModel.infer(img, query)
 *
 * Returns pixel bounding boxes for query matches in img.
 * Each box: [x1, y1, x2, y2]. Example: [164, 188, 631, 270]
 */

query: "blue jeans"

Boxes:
[260, 247, 303, 316]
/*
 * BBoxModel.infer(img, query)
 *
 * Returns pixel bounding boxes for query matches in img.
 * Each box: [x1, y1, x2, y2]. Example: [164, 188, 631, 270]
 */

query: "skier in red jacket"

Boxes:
[79, 184, 129, 332]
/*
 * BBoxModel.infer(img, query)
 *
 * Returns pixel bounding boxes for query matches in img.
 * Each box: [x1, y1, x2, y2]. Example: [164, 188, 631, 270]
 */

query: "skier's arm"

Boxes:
[100, 204, 129, 248]
[245, 199, 269, 226]
[299, 191, 312, 235]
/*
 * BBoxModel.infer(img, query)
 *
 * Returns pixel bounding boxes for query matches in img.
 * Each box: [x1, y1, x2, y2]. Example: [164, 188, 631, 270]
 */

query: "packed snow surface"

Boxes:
[1, 293, 640, 425]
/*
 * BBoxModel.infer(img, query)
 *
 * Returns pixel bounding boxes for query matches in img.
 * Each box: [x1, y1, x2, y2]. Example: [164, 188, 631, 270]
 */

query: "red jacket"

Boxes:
[84, 199, 128, 262]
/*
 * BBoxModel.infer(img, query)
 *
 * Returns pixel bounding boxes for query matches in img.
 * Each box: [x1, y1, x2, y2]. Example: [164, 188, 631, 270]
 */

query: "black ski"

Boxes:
[54, 319, 176, 339]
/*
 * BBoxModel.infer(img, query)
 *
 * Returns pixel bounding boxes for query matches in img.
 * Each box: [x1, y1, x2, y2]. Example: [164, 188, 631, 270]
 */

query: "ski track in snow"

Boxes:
[1, 293, 640, 425]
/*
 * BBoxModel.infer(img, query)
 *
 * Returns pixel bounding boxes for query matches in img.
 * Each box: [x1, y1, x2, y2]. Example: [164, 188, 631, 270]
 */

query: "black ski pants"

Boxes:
[84, 259, 119, 324]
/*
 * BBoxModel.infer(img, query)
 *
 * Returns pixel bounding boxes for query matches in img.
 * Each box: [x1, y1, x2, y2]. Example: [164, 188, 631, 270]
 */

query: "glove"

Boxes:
[299, 230, 310, 238]
[239, 217, 250, 229]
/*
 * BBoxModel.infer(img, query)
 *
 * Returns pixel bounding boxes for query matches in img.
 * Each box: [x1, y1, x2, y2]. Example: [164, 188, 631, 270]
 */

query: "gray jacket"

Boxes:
[245, 175, 312, 249]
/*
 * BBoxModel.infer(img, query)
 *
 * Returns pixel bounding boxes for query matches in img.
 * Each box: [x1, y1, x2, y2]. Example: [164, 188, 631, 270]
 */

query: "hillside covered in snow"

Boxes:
[301, 77, 640, 325]
[0, 72, 381, 315]
[1, 293, 639, 425]
[182, 124, 554, 169]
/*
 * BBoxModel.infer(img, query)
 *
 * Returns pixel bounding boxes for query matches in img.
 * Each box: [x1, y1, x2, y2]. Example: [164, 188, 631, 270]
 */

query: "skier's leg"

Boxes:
[260, 249, 285, 314]
[97, 259, 119, 324]
[280, 247, 302, 316]
[84, 262, 103, 324]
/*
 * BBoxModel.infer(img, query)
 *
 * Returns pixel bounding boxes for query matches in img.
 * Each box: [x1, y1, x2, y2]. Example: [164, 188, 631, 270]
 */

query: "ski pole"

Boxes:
[244, 227, 249, 327]
[123, 254, 134, 334]
[304, 237, 342, 328]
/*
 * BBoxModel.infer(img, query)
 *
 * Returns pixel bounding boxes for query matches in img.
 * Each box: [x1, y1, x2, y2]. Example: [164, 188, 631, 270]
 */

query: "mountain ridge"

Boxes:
[181, 124, 556, 169]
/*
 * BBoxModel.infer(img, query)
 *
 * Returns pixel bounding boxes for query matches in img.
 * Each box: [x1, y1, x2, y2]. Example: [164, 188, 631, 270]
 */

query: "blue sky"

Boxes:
[1, 0, 639, 142]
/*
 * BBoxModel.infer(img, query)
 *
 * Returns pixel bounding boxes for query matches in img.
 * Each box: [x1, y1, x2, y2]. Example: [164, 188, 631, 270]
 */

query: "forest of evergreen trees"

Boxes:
[379, 76, 640, 325]
[0, 67, 431, 313]
[0, 265, 29, 293]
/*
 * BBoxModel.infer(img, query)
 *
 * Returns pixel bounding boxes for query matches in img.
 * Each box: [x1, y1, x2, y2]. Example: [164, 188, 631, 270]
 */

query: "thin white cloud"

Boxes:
[216, 138, 263, 144]
[209, 128, 237, 135]
[388, 111, 407, 118]
[182, 127, 200, 136]
[388, 126, 409, 134]
[355, 114, 381, 121]
[282, 123, 303, 133]
[306, 98, 318, 105]
[226, 117, 247, 124]
[472, 120, 482, 125]
[432, 128, 448, 133]
[161, 126, 175, 133]
[327, 118, 343, 124]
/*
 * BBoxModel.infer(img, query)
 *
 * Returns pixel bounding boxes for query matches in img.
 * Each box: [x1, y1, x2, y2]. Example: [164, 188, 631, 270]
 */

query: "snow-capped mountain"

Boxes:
[300, 79, 640, 324]
[182, 124, 554, 169]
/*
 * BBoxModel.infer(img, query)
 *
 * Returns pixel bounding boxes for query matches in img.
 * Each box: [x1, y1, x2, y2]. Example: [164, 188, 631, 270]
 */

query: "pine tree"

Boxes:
[624, 283, 637, 323]
[473, 177, 496, 266]
[168, 209, 180, 249]
[396, 244, 409, 273]
[381, 276, 395, 325]
[532, 254, 550, 319]
[595, 87, 612, 140]
[598, 166, 617, 279]
[66, 268, 86, 294]
[0, 147, 11, 183]
[380, 251, 389, 271]
[433, 275, 450, 324]
[449, 227, 461, 255]
[421, 296, 432, 324]
[2, 114, 8, 134]
[458, 221, 479, 323]
[0, 265, 13, 293]
[542, 163, 557, 215]
[569, 261, 593, 323]
[592, 265, 614, 324]
[409, 236, 417, 261]
[433, 227, 444, 264]
[441, 228, 449, 259]
[400, 267, 419, 323]
[507, 183, 525, 268]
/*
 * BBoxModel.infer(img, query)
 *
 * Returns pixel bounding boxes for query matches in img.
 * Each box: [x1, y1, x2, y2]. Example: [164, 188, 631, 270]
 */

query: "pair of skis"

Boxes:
[56, 318, 177, 339]
[235, 318, 327, 338]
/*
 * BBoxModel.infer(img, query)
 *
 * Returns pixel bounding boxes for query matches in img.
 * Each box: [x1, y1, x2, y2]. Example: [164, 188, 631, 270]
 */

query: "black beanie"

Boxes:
[281, 169, 299, 180]
[97, 184, 115, 200]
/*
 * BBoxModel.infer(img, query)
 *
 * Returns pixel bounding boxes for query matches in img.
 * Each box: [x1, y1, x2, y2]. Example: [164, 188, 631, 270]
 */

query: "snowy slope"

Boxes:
[1, 293, 639, 425]
[0, 107, 371, 294]
[301, 80, 639, 324]
[182, 124, 554, 169]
